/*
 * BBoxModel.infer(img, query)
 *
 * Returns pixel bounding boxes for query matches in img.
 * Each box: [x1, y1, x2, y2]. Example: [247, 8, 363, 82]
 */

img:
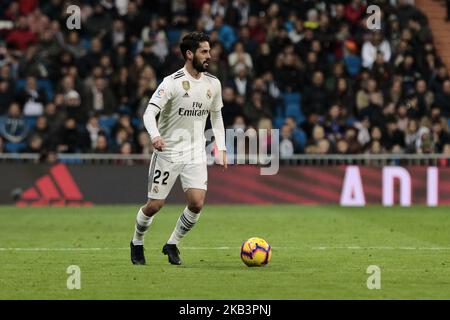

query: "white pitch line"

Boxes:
[310, 246, 450, 251]
[1, 246, 450, 251]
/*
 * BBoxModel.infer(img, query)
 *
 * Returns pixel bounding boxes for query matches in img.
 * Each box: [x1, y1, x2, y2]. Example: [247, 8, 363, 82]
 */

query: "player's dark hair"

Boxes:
[179, 32, 210, 60]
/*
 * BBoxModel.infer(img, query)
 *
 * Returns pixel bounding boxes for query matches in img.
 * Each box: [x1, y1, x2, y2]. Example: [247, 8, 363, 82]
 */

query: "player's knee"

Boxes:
[143, 199, 165, 216]
[188, 199, 204, 213]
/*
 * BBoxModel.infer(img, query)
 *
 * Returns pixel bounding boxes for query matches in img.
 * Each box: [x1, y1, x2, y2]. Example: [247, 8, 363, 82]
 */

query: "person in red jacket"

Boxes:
[345, 0, 366, 27]
[6, 16, 37, 51]
[19, 0, 39, 16]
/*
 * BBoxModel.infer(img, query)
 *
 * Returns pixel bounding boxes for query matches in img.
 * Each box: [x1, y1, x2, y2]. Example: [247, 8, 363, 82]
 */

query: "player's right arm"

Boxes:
[143, 77, 172, 151]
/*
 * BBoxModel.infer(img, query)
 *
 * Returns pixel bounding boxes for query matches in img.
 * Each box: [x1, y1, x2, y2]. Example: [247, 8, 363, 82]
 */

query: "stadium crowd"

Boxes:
[0, 0, 450, 160]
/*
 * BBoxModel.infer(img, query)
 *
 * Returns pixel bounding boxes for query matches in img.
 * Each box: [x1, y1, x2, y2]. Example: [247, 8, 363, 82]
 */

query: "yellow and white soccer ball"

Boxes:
[240, 237, 272, 267]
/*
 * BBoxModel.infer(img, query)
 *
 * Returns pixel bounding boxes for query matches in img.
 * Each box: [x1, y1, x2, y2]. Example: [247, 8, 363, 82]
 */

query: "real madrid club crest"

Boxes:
[182, 81, 190, 97]
[206, 89, 212, 100]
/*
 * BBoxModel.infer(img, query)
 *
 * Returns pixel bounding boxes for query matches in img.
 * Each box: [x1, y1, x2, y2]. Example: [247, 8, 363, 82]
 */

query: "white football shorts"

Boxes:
[147, 153, 208, 199]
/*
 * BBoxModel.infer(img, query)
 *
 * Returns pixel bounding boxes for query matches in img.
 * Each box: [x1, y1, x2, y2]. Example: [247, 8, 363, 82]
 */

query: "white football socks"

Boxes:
[167, 207, 200, 245]
[132, 208, 154, 245]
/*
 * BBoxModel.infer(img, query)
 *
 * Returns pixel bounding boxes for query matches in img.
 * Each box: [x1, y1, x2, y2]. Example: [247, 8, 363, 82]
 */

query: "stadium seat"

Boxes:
[344, 55, 362, 76]
[98, 116, 117, 139]
[98, 116, 117, 130]
[167, 29, 182, 45]
[80, 37, 91, 51]
[345, 117, 358, 126]
[5, 142, 27, 153]
[285, 103, 305, 124]
[273, 117, 285, 129]
[283, 92, 301, 106]
[292, 128, 307, 149]
[131, 117, 141, 128]
[24, 116, 37, 129]
[283, 92, 305, 124]
[274, 103, 284, 118]
[14, 79, 25, 92]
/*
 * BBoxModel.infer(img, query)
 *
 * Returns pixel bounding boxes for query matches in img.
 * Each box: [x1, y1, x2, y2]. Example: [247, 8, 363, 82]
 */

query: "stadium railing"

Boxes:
[0, 153, 449, 166]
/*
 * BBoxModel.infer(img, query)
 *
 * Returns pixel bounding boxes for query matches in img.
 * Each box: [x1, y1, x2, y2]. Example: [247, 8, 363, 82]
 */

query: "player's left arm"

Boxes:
[210, 80, 227, 170]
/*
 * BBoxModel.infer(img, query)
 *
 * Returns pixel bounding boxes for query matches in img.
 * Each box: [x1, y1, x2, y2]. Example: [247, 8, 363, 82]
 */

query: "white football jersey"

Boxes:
[148, 67, 223, 163]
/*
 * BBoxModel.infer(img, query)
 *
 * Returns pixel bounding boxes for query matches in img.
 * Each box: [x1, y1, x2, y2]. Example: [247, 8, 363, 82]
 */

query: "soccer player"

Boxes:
[130, 32, 227, 265]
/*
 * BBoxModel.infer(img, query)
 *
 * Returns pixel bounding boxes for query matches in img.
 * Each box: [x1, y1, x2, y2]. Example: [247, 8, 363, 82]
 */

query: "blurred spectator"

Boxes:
[86, 114, 105, 151]
[221, 87, 242, 128]
[44, 101, 66, 134]
[332, 77, 355, 118]
[0, 136, 4, 153]
[80, 37, 104, 77]
[275, 51, 303, 93]
[63, 90, 86, 124]
[396, 54, 421, 92]
[16, 76, 47, 116]
[228, 41, 253, 75]
[336, 139, 349, 155]
[316, 139, 331, 154]
[305, 124, 326, 154]
[404, 119, 419, 153]
[285, 117, 306, 152]
[24, 134, 44, 153]
[198, 2, 215, 33]
[0, 102, 29, 143]
[324, 104, 346, 141]
[355, 117, 371, 147]
[303, 71, 328, 116]
[280, 124, 294, 159]
[113, 127, 131, 152]
[0, 80, 15, 115]
[136, 131, 153, 155]
[382, 116, 405, 151]
[85, 77, 116, 116]
[361, 31, 391, 69]
[370, 126, 383, 146]
[357, 78, 384, 125]
[231, 115, 246, 132]
[431, 120, 450, 153]
[434, 80, 450, 118]
[85, 3, 113, 39]
[367, 140, 383, 154]
[31, 115, 51, 149]
[55, 117, 89, 153]
[345, 0, 366, 28]
[243, 91, 272, 128]
[6, 16, 37, 50]
[91, 134, 110, 154]
[64, 31, 86, 60]
[438, 143, 450, 166]
[344, 127, 363, 153]
[213, 14, 237, 52]
[229, 64, 251, 98]
[112, 67, 134, 108]
[113, 113, 136, 142]
[207, 43, 228, 83]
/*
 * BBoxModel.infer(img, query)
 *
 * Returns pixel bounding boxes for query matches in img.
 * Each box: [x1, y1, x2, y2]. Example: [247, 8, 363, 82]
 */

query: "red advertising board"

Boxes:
[1, 163, 449, 206]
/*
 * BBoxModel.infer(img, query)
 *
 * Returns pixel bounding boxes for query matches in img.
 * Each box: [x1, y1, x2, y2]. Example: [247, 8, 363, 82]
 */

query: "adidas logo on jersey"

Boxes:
[183, 92, 189, 98]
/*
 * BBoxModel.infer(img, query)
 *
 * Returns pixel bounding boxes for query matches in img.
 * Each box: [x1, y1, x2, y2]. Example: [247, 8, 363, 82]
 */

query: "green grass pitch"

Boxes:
[0, 205, 449, 299]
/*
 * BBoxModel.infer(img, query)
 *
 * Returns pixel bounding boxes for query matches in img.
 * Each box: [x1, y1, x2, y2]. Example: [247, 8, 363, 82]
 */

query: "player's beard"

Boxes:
[193, 55, 209, 73]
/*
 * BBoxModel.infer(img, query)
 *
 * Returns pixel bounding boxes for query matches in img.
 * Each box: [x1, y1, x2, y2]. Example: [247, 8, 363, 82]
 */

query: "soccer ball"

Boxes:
[240, 237, 272, 267]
